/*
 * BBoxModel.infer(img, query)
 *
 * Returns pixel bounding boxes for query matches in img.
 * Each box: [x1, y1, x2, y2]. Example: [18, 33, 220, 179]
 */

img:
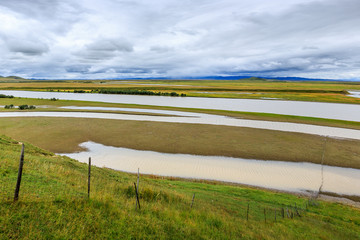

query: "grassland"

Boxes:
[0, 117, 359, 169]
[1, 135, 360, 239]
[1, 96, 360, 131]
[1, 78, 360, 104]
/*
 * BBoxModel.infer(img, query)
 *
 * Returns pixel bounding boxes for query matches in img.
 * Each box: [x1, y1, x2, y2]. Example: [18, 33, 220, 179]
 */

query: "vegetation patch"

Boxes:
[94, 88, 186, 97]
[0, 94, 14, 98]
[18, 105, 36, 110]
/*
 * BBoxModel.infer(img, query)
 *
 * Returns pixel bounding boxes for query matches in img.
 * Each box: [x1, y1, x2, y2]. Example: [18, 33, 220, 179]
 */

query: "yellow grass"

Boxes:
[0, 117, 359, 169]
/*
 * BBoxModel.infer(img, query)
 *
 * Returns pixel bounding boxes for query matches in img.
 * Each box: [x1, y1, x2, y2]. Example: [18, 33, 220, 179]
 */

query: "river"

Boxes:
[1, 90, 360, 122]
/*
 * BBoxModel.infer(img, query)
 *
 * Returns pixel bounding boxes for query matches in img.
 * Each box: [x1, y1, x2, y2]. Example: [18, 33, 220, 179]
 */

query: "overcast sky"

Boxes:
[0, 0, 359, 80]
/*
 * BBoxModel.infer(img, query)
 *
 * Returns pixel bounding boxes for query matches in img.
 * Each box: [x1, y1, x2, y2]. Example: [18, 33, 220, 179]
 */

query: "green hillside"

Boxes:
[0, 135, 359, 239]
[0, 76, 27, 82]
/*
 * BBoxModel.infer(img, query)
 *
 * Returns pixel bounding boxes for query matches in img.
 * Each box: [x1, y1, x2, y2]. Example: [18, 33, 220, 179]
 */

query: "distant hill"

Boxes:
[0, 76, 28, 82]
[2, 75, 359, 82]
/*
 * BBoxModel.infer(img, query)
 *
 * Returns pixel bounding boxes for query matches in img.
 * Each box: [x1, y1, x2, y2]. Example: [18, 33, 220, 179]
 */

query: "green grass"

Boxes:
[1, 78, 360, 104]
[1, 135, 360, 239]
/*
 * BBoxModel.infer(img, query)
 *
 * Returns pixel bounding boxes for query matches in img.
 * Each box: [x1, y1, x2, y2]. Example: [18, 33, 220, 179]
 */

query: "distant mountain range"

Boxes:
[1, 75, 359, 82]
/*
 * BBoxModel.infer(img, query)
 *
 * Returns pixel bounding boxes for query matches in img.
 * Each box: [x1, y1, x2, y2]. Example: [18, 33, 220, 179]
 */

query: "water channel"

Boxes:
[61, 141, 360, 196]
[1, 90, 359, 197]
[1, 90, 360, 122]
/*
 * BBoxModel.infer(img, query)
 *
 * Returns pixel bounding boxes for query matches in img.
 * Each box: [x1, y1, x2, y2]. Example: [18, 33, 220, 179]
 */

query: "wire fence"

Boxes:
[0, 142, 316, 224]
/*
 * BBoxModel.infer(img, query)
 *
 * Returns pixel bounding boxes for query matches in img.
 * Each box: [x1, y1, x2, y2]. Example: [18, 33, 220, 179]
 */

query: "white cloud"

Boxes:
[0, 0, 359, 80]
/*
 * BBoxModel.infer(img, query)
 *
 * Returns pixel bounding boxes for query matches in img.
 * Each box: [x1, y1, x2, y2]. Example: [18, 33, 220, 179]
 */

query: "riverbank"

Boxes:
[1, 135, 359, 239]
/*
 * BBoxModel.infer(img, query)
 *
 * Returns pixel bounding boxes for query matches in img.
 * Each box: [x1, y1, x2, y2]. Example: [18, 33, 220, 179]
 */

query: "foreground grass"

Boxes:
[1, 135, 359, 239]
[0, 117, 359, 169]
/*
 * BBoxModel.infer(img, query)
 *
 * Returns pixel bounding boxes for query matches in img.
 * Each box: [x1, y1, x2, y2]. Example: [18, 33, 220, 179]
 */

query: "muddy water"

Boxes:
[61, 141, 360, 196]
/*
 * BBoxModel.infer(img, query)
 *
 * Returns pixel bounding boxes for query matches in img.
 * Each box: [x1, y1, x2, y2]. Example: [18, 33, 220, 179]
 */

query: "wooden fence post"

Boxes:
[264, 208, 266, 223]
[88, 157, 91, 199]
[134, 182, 141, 210]
[274, 209, 277, 222]
[14, 144, 25, 202]
[295, 203, 301, 217]
[137, 168, 140, 196]
[246, 203, 249, 221]
[286, 207, 290, 218]
[191, 193, 195, 208]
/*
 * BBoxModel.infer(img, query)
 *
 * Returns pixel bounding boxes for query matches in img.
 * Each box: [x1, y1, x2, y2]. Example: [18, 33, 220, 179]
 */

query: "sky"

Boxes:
[0, 0, 359, 80]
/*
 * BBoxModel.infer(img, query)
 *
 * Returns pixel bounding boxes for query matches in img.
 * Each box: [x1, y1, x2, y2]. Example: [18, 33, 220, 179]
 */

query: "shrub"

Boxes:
[0, 94, 14, 98]
[18, 105, 36, 110]
[74, 90, 86, 93]
[4, 104, 14, 109]
[97, 89, 184, 97]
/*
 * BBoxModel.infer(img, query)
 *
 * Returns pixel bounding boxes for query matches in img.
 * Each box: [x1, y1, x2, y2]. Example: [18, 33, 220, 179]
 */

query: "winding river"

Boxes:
[1, 90, 360, 122]
[1, 90, 360, 197]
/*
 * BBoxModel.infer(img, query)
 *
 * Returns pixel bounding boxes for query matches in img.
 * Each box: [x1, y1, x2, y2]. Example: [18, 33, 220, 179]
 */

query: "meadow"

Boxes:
[1, 135, 359, 239]
[1, 77, 360, 104]
[1, 78, 360, 239]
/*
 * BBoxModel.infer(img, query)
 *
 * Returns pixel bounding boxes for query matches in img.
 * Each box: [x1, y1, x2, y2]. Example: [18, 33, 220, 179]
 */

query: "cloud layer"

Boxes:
[0, 0, 359, 80]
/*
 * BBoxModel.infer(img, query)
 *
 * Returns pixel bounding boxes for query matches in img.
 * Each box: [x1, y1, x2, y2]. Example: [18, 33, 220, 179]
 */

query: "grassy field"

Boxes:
[1, 135, 360, 239]
[1, 78, 360, 104]
[1, 97, 360, 131]
[0, 117, 359, 169]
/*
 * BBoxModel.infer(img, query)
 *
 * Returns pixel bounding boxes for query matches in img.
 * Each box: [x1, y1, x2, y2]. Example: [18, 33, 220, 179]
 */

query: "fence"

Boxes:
[0, 143, 315, 224]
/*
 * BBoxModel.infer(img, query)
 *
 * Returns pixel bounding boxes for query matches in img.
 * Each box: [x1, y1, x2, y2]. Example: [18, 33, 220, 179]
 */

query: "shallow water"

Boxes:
[348, 90, 360, 98]
[61, 141, 360, 196]
[59, 106, 199, 117]
[1, 90, 360, 122]
[1, 111, 360, 140]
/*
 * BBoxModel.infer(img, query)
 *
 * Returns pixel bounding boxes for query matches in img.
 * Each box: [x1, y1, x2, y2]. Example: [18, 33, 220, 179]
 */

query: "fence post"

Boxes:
[137, 168, 140, 196]
[274, 209, 277, 222]
[246, 203, 249, 221]
[264, 208, 266, 223]
[295, 203, 301, 217]
[14, 143, 25, 202]
[134, 182, 141, 210]
[88, 157, 91, 199]
[191, 193, 196, 208]
[286, 207, 290, 218]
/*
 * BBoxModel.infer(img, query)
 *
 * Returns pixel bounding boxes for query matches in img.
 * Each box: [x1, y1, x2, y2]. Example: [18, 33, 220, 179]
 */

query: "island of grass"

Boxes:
[1, 135, 359, 239]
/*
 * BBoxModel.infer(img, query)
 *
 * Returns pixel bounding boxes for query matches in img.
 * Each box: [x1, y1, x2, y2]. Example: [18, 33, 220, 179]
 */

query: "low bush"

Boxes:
[18, 105, 36, 110]
[0, 94, 14, 98]
[4, 104, 14, 109]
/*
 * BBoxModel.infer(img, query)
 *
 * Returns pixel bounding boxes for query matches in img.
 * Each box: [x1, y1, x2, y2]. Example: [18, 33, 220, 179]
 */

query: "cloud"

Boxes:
[0, 0, 359, 80]
[6, 39, 49, 56]
[86, 39, 133, 52]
